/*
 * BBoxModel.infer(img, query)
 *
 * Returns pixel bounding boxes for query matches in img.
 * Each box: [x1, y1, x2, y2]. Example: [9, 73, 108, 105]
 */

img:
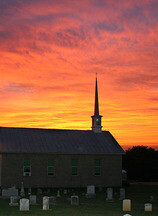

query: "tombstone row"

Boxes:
[2, 184, 154, 204]
[9, 195, 37, 206]
[9, 195, 79, 211]
[123, 199, 152, 212]
[4, 184, 154, 213]
[9, 195, 153, 212]
[85, 186, 125, 201]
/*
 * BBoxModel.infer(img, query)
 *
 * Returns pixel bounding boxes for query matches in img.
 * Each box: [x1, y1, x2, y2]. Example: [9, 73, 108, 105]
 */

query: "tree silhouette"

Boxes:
[123, 146, 158, 181]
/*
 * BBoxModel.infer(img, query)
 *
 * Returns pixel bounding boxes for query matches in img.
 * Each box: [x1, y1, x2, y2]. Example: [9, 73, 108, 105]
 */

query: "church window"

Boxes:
[72, 159, 78, 175]
[23, 158, 31, 176]
[48, 159, 55, 176]
[94, 159, 101, 175]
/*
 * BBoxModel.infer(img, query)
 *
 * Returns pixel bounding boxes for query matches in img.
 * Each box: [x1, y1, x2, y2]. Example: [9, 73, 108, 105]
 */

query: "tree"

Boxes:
[122, 146, 158, 181]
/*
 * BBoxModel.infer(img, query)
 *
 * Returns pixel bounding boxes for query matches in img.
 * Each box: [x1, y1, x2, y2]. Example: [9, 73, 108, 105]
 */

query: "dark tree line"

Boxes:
[122, 146, 158, 181]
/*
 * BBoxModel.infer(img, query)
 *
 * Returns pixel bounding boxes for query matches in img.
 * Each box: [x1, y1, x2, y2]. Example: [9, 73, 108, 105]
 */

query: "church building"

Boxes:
[0, 77, 125, 189]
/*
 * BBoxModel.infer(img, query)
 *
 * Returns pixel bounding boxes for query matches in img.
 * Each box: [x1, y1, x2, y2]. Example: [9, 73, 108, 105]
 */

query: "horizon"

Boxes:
[0, 0, 157, 150]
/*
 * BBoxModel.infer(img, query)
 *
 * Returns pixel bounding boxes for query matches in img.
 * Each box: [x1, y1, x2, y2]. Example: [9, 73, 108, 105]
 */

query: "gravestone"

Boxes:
[119, 188, 125, 200]
[106, 188, 113, 201]
[64, 189, 67, 194]
[86, 185, 95, 198]
[49, 196, 56, 205]
[20, 182, 25, 197]
[150, 195, 154, 202]
[123, 214, 132, 216]
[2, 188, 18, 198]
[123, 199, 131, 211]
[9, 196, 18, 206]
[145, 203, 152, 212]
[29, 195, 37, 205]
[28, 188, 31, 195]
[71, 196, 79, 205]
[43, 196, 49, 210]
[57, 190, 60, 197]
[20, 198, 29, 211]
[11, 184, 16, 189]
[37, 188, 42, 195]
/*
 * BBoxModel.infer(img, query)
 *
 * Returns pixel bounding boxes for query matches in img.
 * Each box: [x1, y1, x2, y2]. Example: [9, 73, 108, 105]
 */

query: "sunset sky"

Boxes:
[0, 0, 158, 150]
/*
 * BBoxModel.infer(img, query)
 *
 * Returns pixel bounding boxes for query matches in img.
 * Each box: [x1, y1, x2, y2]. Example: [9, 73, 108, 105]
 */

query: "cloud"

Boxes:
[0, 0, 158, 149]
[116, 73, 158, 90]
[93, 22, 124, 33]
[0, 30, 12, 39]
[52, 27, 87, 48]
[148, 97, 158, 101]
[0, 83, 34, 94]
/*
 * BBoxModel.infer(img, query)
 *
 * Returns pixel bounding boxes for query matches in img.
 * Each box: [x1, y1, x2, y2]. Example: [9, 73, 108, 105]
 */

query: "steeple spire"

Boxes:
[94, 75, 99, 115]
[91, 74, 103, 133]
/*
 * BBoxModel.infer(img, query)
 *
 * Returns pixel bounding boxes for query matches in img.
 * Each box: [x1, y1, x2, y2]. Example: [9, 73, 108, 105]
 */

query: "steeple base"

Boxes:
[91, 126, 102, 133]
[91, 115, 102, 133]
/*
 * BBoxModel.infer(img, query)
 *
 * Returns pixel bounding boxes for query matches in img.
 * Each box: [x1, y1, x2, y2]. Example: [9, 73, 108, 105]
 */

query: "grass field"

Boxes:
[0, 184, 158, 216]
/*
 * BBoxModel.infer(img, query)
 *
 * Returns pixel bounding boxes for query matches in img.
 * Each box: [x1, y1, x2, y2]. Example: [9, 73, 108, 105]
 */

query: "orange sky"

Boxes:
[0, 0, 158, 150]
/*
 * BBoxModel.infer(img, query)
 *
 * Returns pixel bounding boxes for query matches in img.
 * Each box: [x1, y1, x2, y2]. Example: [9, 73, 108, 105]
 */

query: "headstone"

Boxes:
[57, 190, 60, 197]
[123, 199, 131, 211]
[37, 188, 42, 195]
[43, 196, 49, 210]
[9, 196, 18, 206]
[145, 203, 152, 212]
[49, 196, 56, 205]
[2, 188, 19, 198]
[123, 214, 132, 216]
[71, 196, 79, 205]
[64, 189, 67, 194]
[122, 169, 127, 182]
[106, 188, 113, 201]
[28, 188, 31, 195]
[119, 188, 125, 200]
[29, 195, 37, 205]
[86, 185, 95, 198]
[11, 185, 16, 189]
[20, 182, 25, 197]
[87, 185, 95, 194]
[150, 195, 154, 202]
[20, 198, 29, 211]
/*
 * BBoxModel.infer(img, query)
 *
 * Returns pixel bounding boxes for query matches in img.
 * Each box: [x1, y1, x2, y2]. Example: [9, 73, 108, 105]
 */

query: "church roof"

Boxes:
[0, 127, 125, 154]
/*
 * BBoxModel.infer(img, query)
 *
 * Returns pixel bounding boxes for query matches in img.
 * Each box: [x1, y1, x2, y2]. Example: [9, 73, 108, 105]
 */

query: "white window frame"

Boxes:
[23, 158, 31, 176]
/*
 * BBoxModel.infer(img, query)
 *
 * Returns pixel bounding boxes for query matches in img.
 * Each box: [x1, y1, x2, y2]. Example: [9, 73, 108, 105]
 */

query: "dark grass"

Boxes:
[0, 184, 158, 216]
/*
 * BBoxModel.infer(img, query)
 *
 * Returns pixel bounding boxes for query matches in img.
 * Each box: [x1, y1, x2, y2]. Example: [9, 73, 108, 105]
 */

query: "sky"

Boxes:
[0, 0, 158, 150]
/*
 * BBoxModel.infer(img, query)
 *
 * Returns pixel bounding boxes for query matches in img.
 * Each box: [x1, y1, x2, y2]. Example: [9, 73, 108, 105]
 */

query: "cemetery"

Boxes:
[0, 184, 158, 215]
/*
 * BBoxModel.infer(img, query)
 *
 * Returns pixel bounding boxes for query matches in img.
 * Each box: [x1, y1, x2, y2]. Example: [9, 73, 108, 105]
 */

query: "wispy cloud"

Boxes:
[0, 0, 158, 149]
